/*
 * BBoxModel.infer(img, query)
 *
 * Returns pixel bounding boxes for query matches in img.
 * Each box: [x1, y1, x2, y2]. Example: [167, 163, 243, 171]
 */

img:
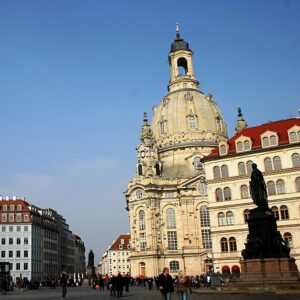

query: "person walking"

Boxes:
[157, 267, 174, 300]
[60, 273, 68, 299]
[115, 272, 124, 297]
[176, 271, 192, 300]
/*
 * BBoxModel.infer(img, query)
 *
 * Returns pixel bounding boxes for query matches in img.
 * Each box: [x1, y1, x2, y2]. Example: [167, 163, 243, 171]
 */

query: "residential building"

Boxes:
[100, 234, 131, 276]
[203, 116, 300, 273]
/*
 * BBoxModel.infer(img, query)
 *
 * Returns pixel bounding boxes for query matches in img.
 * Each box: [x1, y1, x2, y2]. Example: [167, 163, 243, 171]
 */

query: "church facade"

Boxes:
[124, 28, 300, 277]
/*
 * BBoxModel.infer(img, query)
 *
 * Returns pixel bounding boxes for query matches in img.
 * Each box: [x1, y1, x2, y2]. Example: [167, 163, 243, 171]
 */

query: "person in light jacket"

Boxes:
[176, 271, 192, 300]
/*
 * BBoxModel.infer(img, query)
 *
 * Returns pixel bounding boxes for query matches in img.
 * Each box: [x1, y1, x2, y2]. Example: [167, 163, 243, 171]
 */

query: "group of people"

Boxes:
[158, 267, 192, 300]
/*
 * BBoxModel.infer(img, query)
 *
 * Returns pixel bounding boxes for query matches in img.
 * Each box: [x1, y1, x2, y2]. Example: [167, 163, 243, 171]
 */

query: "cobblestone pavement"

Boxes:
[2, 286, 300, 300]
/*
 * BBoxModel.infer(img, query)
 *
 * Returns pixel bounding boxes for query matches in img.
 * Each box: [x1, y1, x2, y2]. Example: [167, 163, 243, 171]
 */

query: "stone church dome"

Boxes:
[152, 90, 227, 151]
[134, 26, 228, 179]
[149, 27, 227, 178]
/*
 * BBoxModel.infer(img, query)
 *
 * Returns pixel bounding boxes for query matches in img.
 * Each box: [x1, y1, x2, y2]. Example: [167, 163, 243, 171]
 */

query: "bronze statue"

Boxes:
[87, 250, 94, 267]
[249, 163, 269, 210]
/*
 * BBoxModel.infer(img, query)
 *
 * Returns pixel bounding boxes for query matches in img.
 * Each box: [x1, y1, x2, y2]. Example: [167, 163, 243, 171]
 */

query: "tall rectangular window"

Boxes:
[201, 229, 212, 249]
[139, 233, 147, 251]
[167, 231, 178, 250]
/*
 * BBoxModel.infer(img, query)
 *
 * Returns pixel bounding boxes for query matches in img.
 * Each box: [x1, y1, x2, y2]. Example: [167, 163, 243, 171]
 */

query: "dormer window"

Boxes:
[219, 142, 228, 156]
[193, 156, 202, 169]
[235, 136, 252, 152]
[288, 125, 300, 143]
[261, 131, 278, 148]
[237, 142, 243, 152]
[119, 245, 123, 250]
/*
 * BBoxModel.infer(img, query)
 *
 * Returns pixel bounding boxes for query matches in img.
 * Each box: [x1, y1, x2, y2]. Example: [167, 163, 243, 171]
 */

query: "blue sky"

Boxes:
[0, 0, 299, 262]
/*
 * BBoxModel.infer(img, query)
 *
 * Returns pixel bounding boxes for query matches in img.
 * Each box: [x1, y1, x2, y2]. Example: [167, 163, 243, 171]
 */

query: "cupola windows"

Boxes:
[188, 115, 197, 129]
[159, 120, 167, 135]
[177, 57, 188, 76]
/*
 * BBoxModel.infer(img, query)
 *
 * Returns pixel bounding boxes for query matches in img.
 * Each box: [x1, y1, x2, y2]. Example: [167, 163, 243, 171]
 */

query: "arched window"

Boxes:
[273, 156, 282, 170]
[220, 238, 228, 252]
[159, 121, 166, 135]
[169, 261, 180, 273]
[238, 162, 246, 175]
[283, 232, 293, 247]
[262, 136, 269, 147]
[188, 115, 197, 129]
[243, 209, 250, 223]
[198, 178, 207, 196]
[213, 166, 221, 179]
[177, 57, 188, 75]
[276, 179, 285, 194]
[166, 208, 176, 229]
[229, 237, 237, 252]
[226, 211, 234, 225]
[154, 163, 160, 176]
[244, 140, 250, 150]
[270, 135, 277, 145]
[200, 206, 210, 227]
[290, 132, 297, 142]
[236, 142, 243, 152]
[136, 189, 143, 200]
[292, 153, 300, 167]
[246, 160, 253, 174]
[267, 181, 276, 196]
[215, 188, 223, 202]
[218, 212, 225, 226]
[221, 165, 229, 177]
[139, 262, 146, 276]
[264, 157, 273, 172]
[280, 205, 289, 220]
[224, 187, 231, 201]
[241, 185, 249, 199]
[138, 164, 143, 176]
[139, 210, 146, 231]
[271, 206, 279, 219]
[193, 156, 202, 169]
[296, 177, 300, 192]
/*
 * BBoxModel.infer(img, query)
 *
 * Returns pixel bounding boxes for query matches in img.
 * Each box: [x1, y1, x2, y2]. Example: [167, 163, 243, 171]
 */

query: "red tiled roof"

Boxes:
[207, 118, 300, 158]
[109, 234, 130, 251]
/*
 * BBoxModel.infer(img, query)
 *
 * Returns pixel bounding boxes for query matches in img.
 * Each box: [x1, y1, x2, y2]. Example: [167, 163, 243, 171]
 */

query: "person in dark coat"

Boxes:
[157, 267, 174, 300]
[115, 272, 124, 297]
[60, 273, 68, 299]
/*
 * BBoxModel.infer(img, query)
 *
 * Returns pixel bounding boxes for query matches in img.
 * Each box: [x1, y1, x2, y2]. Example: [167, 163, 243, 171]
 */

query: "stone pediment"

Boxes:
[178, 174, 205, 189]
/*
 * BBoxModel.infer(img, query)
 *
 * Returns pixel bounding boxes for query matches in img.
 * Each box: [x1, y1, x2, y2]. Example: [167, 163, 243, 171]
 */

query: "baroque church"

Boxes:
[124, 27, 300, 277]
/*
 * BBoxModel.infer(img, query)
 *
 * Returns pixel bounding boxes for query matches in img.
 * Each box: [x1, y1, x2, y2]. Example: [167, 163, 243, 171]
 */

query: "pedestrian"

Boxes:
[176, 271, 192, 300]
[60, 273, 68, 299]
[1, 277, 8, 295]
[115, 272, 124, 297]
[205, 273, 211, 289]
[157, 267, 174, 300]
[109, 275, 116, 297]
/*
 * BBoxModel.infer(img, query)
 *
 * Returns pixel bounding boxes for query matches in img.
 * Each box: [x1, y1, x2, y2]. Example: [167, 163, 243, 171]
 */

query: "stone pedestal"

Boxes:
[239, 257, 299, 283]
[86, 266, 95, 279]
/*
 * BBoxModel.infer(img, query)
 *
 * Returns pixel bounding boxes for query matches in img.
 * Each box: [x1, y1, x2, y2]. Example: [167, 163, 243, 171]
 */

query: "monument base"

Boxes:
[239, 257, 299, 283]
